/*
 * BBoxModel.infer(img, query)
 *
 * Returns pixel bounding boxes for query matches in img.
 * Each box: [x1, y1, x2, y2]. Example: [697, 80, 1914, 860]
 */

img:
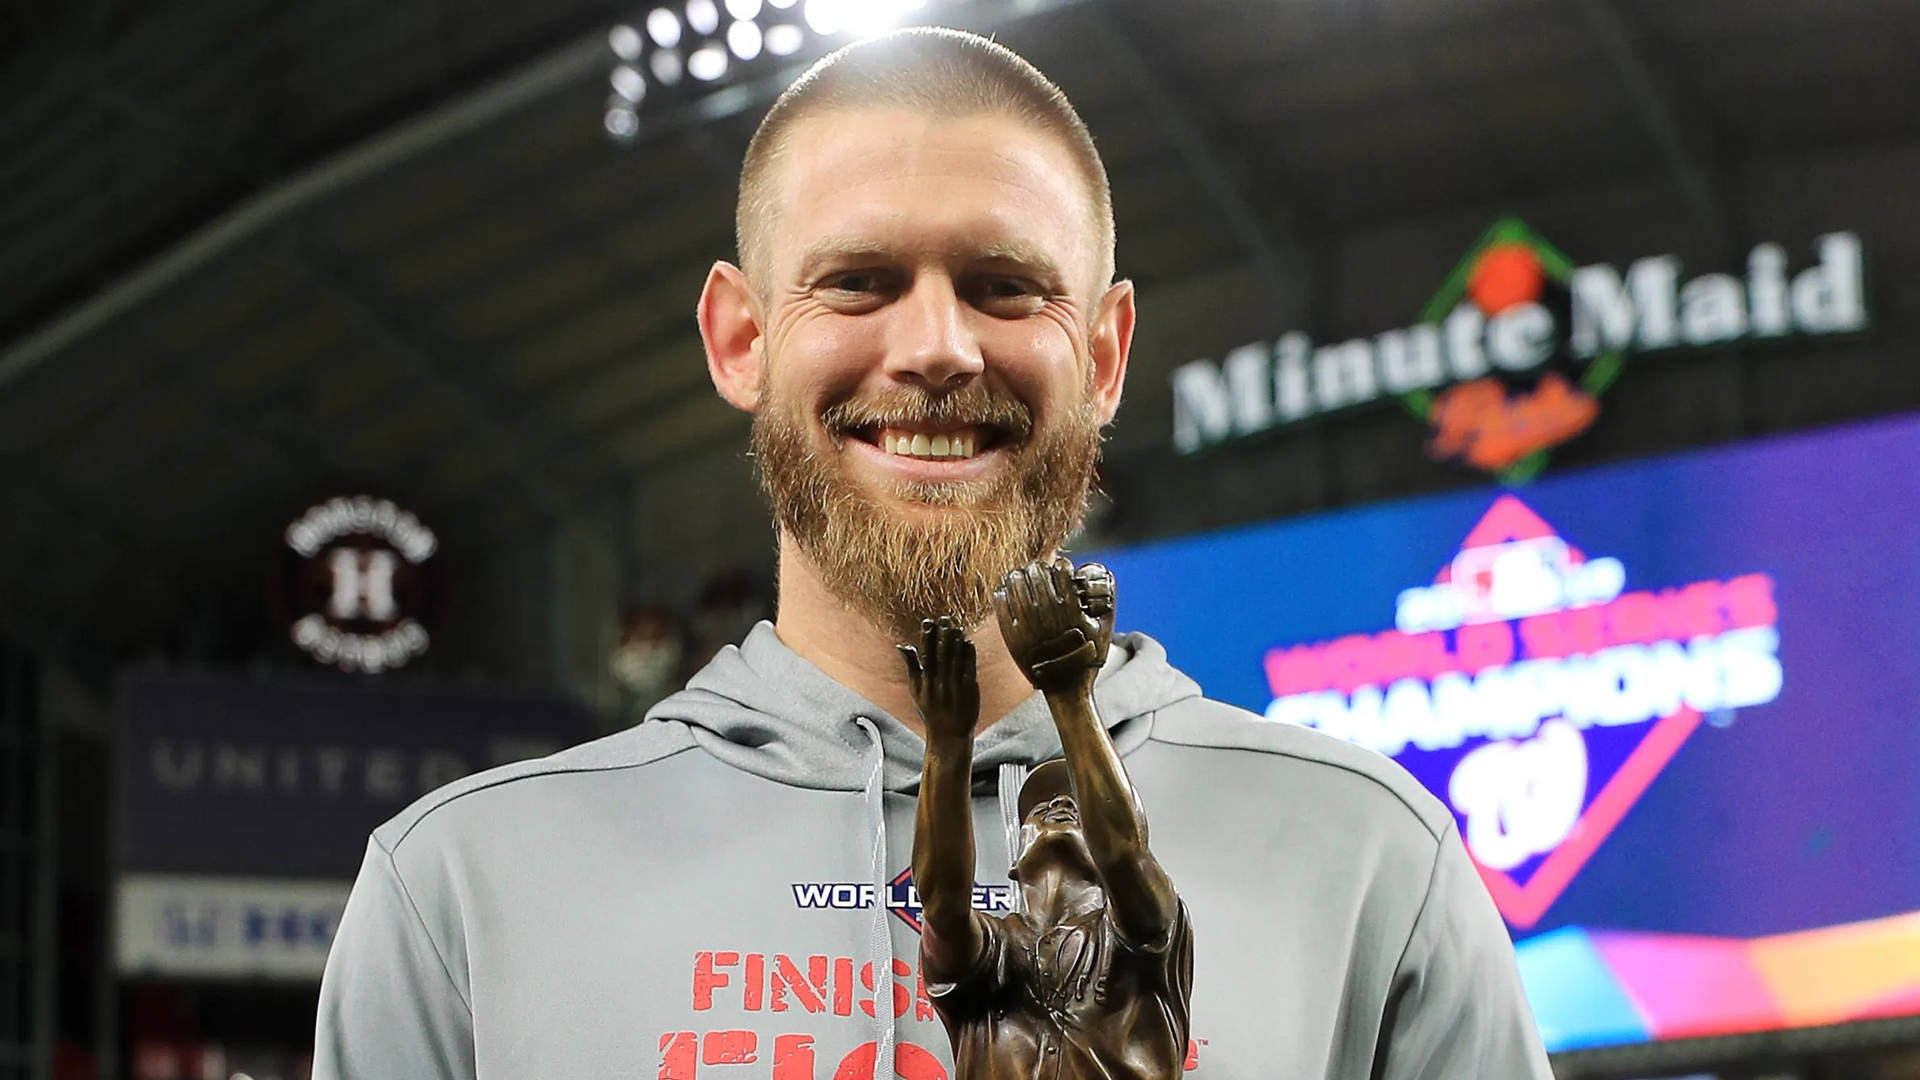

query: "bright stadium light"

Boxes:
[803, 0, 924, 36]
[605, 0, 946, 138]
[727, 20, 764, 60]
[685, 0, 722, 35]
[802, 0, 842, 33]
[687, 42, 729, 81]
[604, 106, 639, 139]
[860, 0, 929, 30]
[610, 65, 647, 101]
[764, 22, 805, 54]
[608, 24, 643, 60]
[646, 7, 682, 47]
[650, 48, 684, 85]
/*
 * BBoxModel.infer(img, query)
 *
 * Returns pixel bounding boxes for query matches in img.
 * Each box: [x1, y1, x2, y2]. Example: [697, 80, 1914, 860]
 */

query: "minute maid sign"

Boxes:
[1171, 221, 1868, 481]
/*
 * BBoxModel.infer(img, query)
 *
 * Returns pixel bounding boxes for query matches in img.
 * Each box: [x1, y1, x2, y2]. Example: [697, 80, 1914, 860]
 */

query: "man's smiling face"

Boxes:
[731, 107, 1132, 637]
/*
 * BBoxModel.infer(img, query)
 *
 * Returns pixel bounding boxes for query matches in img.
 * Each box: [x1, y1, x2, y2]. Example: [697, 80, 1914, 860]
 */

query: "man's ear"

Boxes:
[1088, 279, 1135, 425]
[698, 261, 765, 412]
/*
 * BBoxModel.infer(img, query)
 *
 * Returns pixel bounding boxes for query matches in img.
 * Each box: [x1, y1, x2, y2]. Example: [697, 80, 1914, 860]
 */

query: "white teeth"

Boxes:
[879, 428, 981, 460]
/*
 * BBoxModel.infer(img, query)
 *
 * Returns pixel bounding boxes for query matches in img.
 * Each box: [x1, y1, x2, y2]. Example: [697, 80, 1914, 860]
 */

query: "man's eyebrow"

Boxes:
[967, 241, 1067, 288]
[794, 239, 895, 280]
[793, 237, 1068, 289]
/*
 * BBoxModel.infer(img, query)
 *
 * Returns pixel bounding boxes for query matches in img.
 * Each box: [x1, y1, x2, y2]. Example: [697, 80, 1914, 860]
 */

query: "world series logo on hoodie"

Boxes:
[792, 870, 1013, 932]
[1261, 495, 1781, 928]
[1173, 220, 1869, 482]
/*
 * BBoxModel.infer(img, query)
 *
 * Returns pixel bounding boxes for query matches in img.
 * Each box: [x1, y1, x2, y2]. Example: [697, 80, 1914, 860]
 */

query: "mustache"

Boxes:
[819, 382, 1033, 442]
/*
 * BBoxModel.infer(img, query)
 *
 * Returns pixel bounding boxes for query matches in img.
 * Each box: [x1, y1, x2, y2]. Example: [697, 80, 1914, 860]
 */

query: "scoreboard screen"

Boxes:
[1091, 414, 1920, 1052]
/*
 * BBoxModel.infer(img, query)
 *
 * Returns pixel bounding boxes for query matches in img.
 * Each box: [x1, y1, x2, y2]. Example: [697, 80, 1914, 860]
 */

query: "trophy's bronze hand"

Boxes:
[1072, 560, 1116, 662]
[994, 558, 1104, 695]
[995, 558, 1180, 947]
[900, 617, 979, 740]
[904, 618, 986, 983]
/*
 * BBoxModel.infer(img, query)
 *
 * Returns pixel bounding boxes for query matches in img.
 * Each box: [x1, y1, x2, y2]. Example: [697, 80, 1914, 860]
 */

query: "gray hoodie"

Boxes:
[314, 623, 1550, 1079]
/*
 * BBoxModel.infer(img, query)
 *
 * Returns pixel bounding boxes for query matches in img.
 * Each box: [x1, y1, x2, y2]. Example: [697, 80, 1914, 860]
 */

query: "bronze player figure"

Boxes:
[900, 558, 1193, 1080]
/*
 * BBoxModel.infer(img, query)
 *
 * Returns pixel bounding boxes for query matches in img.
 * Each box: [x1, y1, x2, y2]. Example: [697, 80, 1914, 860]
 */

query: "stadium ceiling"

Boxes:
[0, 0, 1915, 658]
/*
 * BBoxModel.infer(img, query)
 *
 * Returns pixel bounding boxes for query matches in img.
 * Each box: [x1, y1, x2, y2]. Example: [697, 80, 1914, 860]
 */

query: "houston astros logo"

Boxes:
[274, 496, 449, 673]
[1263, 495, 1782, 927]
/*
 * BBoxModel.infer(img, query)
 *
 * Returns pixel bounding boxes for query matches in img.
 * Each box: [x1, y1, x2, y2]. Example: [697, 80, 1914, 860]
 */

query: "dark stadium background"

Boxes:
[3, 1, 1918, 1077]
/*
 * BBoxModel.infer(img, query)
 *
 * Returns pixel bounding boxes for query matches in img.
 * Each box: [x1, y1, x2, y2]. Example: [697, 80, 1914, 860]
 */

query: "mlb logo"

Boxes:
[1448, 536, 1575, 625]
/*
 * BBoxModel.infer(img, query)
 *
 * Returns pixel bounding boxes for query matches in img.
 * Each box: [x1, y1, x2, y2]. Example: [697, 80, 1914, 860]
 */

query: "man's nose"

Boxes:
[883, 275, 985, 388]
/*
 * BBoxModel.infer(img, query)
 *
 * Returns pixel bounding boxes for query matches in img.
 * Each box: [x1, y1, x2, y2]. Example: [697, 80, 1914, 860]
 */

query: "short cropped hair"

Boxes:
[736, 27, 1115, 298]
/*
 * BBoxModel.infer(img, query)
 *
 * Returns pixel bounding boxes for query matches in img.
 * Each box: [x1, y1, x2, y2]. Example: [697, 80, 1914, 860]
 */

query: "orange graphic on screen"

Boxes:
[1467, 242, 1546, 315]
[1428, 373, 1600, 472]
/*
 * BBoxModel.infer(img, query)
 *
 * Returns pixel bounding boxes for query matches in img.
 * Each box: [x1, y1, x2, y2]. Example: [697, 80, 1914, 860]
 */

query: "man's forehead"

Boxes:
[780, 106, 1071, 174]
[763, 108, 1096, 280]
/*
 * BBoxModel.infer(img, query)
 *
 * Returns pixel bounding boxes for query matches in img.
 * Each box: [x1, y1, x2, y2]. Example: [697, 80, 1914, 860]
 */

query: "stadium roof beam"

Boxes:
[1081, 8, 1288, 292]
[0, 0, 1099, 395]
[1571, 0, 1731, 246]
[99, 366, 380, 517]
[483, 418, 749, 548]
[37, 89, 388, 487]
[443, 374, 721, 515]
[278, 240, 603, 529]
[84, 81, 270, 183]
[0, 33, 612, 392]
[293, 189, 733, 467]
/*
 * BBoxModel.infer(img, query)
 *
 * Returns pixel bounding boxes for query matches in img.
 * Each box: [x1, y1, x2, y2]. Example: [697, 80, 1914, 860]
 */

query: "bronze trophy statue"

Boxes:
[900, 557, 1193, 1080]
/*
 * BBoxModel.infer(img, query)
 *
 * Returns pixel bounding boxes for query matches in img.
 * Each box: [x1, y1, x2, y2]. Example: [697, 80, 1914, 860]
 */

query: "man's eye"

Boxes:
[826, 273, 878, 293]
[975, 278, 1046, 309]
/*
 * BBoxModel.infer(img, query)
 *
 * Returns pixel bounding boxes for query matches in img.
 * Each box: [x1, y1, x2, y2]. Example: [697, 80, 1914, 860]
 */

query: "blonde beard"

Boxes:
[751, 382, 1101, 643]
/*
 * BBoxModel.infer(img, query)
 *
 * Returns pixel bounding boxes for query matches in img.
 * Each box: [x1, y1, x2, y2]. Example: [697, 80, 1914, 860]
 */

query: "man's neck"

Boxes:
[771, 538, 1035, 736]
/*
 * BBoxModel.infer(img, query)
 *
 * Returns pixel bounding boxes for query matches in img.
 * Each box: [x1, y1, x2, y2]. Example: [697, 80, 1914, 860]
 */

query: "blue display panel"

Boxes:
[1090, 414, 1920, 1049]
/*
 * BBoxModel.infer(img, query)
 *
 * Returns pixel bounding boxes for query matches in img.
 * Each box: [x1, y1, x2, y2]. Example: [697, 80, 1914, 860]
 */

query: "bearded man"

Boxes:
[315, 27, 1550, 1080]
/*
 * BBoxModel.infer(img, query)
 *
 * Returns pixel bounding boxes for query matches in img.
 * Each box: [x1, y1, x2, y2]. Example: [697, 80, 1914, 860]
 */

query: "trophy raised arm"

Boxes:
[900, 557, 1193, 1080]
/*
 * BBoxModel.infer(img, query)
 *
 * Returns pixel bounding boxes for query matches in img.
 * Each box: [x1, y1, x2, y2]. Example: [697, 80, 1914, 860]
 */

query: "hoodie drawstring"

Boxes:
[852, 717, 895, 1080]
[998, 762, 1028, 915]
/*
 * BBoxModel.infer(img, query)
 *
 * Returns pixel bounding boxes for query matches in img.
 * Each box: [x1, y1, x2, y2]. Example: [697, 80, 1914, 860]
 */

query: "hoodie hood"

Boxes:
[646, 620, 1201, 792]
